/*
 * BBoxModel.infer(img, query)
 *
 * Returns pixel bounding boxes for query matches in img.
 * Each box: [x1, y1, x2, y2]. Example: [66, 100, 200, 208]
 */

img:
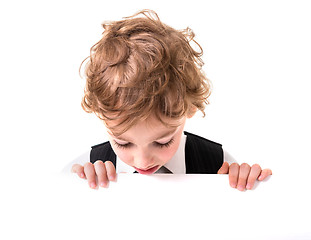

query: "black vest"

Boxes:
[90, 131, 223, 174]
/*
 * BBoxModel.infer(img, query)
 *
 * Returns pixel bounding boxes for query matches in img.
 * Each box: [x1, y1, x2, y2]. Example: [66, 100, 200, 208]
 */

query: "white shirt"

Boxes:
[62, 133, 237, 174]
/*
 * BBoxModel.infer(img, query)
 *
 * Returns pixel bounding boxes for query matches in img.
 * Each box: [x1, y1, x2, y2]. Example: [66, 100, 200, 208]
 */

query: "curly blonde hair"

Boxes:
[81, 10, 211, 136]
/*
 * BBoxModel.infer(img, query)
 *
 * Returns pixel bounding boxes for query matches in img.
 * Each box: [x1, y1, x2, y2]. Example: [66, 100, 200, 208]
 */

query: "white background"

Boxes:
[1, 0, 310, 239]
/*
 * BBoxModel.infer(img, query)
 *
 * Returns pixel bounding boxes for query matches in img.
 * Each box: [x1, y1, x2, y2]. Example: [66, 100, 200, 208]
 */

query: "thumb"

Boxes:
[217, 161, 229, 174]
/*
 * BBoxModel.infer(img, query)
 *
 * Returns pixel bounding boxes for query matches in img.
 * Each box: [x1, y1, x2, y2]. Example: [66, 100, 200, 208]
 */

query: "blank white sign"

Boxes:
[2, 172, 309, 240]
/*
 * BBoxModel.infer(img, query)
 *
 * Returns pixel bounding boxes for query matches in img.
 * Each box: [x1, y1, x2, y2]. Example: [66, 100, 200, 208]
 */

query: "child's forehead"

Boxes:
[116, 128, 177, 142]
[106, 116, 185, 141]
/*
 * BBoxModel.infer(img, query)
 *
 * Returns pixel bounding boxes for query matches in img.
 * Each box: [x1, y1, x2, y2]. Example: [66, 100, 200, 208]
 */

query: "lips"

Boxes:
[134, 166, 159, 175]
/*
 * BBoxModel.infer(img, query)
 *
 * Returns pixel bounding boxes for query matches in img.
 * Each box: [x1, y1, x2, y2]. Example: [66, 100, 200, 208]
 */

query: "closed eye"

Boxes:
[154, 138, 174, 148]
[114, 141, 132, 149]
[113, 138, 175, 149]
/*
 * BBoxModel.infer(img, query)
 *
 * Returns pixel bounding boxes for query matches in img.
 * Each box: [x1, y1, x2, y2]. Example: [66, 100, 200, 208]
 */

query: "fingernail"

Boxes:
[80, 173, 84, 178]
[246, 183, 252, 189]
[230, 183, 237, 188]
[237, 185, 244, 191]
[90, 182, 96, 188]
[100, 182, 106, 187]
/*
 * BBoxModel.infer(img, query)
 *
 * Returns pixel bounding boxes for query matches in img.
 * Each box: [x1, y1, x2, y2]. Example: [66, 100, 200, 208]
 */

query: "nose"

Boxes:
[134, 149, 154, 169]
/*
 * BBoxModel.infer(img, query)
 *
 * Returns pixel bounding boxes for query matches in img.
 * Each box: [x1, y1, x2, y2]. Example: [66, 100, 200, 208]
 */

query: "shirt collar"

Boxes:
[116, 133, 187, 174]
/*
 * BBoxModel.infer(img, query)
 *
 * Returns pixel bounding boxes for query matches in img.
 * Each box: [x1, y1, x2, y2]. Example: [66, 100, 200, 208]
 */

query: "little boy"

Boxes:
[71, 10, 272, 191]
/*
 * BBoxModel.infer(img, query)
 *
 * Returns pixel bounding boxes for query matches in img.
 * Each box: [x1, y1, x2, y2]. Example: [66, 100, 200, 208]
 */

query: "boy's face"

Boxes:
[106, 116, 186, 174]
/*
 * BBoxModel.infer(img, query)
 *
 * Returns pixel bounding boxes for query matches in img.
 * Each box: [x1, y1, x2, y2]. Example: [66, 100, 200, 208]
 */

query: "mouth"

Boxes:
[134, 165, 159, 175]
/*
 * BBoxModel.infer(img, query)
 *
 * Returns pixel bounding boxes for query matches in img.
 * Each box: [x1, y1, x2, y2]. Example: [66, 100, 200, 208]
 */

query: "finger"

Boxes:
[258, 168, 272, 181]
[246, 164, 262, 190]
[217, 161, 229, 174]
[84, 162, 97, 189]
[105, 161, 117, 182]
[229, 163, 239, 188]
[71, 164, 85, 179]
[237, 163, 251, 191]
[94, 160, 109, 188]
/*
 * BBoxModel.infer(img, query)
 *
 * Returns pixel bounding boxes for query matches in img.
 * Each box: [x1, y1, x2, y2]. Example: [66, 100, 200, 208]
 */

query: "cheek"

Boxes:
[155, 142, 180, 163]
[110, 144, 132, 164]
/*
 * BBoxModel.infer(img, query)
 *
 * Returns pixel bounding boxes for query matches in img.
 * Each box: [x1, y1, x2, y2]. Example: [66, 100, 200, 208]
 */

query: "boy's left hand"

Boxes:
[217, 162, 272, 191]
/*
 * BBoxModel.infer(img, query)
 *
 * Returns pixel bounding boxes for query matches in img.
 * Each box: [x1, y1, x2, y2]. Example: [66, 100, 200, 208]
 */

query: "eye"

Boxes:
[114, 141, 132, 149]
[154, 138, 174, 148]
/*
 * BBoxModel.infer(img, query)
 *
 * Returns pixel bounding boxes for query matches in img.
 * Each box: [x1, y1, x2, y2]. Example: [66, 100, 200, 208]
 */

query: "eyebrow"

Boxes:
[114, 128, 177, 142]
[154, 129, 177, 141]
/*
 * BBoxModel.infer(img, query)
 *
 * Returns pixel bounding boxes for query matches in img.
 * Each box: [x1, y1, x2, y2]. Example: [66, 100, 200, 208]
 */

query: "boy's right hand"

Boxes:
[71, 160, 117, 189]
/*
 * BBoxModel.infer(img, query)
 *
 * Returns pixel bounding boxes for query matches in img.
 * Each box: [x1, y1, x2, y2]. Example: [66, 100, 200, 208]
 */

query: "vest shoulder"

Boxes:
[184, 131, 222, 147]
[184, 131, 223, 173]
[90, 141, 116, 165]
